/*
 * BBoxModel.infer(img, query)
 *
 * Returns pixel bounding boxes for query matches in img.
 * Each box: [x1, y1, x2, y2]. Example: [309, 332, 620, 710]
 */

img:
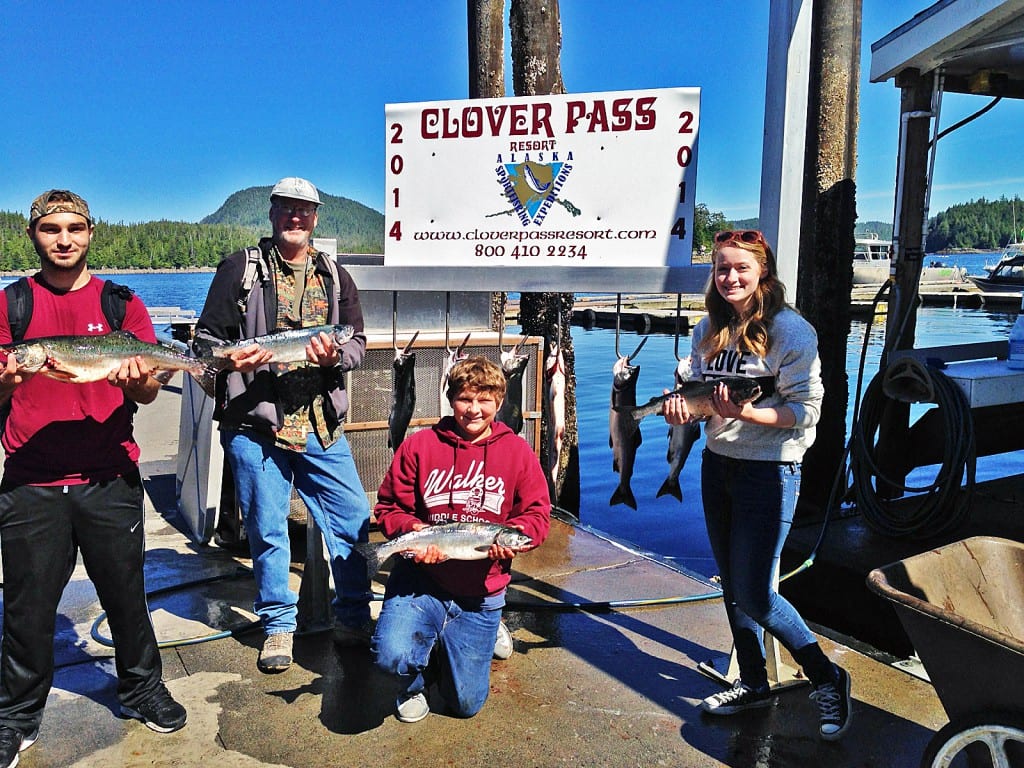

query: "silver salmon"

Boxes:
[0, 331, 228, 398]
[658, 357, 700, 502]
[210, 324, 354, 364]
[355, 522, 533, 576]
[609, 352, 642, 510]
[544, 338, 566, 490]
[496, 335, 529, 435]
[439, 332, 471, 417]
[616, 375, 774, 425]
[388, 331, 419, 451]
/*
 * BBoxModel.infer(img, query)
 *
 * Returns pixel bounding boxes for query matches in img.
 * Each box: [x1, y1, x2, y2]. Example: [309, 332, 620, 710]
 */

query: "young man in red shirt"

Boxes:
[0, 190, 186, 767]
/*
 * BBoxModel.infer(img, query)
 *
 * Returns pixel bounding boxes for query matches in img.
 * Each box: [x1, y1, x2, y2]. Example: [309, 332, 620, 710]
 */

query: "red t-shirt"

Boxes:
[0, 276, 156, 486]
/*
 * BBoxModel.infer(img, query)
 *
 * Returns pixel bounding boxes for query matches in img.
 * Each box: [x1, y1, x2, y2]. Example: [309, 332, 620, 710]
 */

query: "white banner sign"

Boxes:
[384, 87, 700, 269]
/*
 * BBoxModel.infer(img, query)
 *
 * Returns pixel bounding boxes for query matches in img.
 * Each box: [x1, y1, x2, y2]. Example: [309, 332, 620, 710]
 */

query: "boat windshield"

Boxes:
[993, 256, 1024, 280]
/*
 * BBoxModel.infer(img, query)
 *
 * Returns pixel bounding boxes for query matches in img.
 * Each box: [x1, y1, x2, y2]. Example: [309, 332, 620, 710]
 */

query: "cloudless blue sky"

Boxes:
[3, 1, 1023, 226]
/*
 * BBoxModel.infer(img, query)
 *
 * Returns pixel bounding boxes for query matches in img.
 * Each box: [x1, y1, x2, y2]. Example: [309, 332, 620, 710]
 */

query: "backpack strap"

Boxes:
[100, 280, 133, 332]
[237, 246, 266, 314]
[5, 278, 132, 342]
[4, 277, 33, 343]
[318, 253, 343, 319]
[232, 245, 340, 319]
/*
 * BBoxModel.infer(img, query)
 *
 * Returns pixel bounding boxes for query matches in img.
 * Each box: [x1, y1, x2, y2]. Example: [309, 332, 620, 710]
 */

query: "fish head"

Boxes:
[726, 377, 764, 404]
[613, 355, 639, 386]
[675, 356, 694, 384]
[495, 528, 533, 551]
[0, 343, 48, 372]
[501, 345, 530, 373]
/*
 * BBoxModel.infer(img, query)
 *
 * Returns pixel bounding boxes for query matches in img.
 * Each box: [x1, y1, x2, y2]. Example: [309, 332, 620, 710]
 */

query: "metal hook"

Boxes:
[614, 293, 647, 361]
[392, 291, 399, 353]
[445, 292, 451, 352]
[498, 292, 506, 350]
[673, 293, 683, 361]
[614, 293, 622, 357]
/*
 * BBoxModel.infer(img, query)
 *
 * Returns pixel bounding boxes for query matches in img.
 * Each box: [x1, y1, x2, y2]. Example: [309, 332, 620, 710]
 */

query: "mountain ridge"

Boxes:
[202, 185, 384, 253]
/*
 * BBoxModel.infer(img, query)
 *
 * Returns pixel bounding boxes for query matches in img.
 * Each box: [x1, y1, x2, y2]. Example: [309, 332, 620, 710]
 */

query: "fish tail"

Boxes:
[190, 362, 222, 399]
[354, 542, 382, 578]
[610, 482, 638, 510]
[656, 476, 682, 501]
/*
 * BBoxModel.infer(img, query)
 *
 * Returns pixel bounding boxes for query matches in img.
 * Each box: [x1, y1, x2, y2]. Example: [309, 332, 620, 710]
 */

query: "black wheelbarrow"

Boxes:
[867, 536, 1024, 768]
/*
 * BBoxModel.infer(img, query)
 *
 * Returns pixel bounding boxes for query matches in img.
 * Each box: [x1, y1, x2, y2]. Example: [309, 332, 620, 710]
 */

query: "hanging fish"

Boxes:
[658, 357, 700, 502]
[496, 335, 530, 435]
[608, 339, 646, 509]
[439, 332, 471, 417]
[544, 338, 567, 490]
[388, 331, 419, 451]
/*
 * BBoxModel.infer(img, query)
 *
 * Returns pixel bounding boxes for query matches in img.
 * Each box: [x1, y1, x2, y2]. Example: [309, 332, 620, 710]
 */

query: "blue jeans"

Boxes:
[222, 429, 371, 634]
[701, 449, 822, 690]
[371, 564, 501, 718]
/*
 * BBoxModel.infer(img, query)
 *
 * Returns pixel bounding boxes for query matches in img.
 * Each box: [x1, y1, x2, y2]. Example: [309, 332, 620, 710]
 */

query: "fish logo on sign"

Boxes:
[494, 159, 577, 226]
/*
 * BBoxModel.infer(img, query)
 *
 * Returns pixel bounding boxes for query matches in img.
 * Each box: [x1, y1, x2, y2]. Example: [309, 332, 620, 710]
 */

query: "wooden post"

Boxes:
[875, 69, 934, 490]
[508, 0, 579, 513]
[467, 1, 508, 334]
[794, 0, 861, 516]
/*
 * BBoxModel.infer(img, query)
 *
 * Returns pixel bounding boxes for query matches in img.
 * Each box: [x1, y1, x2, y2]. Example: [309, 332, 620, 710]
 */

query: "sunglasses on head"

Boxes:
[714, 230, 767, 247]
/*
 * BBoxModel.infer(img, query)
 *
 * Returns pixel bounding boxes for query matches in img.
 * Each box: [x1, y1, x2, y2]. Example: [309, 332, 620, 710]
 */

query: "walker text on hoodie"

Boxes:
[424, 459, 507, 518]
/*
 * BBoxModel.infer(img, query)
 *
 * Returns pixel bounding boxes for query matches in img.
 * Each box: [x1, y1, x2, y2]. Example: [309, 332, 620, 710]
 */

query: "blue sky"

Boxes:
[3, 1, 1023, 226]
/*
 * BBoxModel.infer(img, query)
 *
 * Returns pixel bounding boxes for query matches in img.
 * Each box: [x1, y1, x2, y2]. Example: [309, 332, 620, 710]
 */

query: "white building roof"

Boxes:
[870, 0, 1024, 97]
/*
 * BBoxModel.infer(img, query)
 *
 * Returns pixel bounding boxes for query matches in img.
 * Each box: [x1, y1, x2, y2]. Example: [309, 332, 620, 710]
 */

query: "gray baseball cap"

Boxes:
[270, 177, 321, 205]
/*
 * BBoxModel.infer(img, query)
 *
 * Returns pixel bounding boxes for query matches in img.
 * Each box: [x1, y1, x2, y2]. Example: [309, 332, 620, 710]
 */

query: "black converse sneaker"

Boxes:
[811, 665, 852, 740]
[701, 679, 775, 715]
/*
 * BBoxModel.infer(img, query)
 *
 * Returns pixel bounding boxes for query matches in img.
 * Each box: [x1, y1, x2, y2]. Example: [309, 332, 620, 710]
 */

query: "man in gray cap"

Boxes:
[194, 178, 372, 673]
[0, 190, 187, 767]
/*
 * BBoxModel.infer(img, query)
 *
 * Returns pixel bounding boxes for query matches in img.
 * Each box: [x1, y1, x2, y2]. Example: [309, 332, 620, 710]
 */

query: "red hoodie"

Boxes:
[374, 416, 551, 598]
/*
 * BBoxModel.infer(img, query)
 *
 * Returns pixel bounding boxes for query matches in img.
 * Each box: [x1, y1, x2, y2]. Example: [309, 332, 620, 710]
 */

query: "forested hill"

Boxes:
[202, 186, 384, 253]
[926, 197, 1023, 251]
[730, 197, 1022, 252]
[0, 187, 384, 271]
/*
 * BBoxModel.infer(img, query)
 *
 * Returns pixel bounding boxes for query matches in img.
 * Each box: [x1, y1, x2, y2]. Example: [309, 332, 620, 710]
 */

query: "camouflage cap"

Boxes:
[29, 189, 92, 226]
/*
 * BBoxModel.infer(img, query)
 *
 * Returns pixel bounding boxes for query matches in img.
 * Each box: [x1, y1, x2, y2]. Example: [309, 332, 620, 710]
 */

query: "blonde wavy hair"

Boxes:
[699, 231, 789, 361]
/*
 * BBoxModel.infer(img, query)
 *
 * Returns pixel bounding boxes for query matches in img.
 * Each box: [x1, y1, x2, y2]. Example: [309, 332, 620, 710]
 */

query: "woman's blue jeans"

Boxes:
[372, 571, 501, 718]
[222, 429, 371, 634]
[701, 449, 818, 690]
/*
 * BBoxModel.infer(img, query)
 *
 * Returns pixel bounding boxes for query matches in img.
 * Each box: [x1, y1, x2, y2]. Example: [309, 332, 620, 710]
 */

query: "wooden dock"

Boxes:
[506, 284, 1020, 332]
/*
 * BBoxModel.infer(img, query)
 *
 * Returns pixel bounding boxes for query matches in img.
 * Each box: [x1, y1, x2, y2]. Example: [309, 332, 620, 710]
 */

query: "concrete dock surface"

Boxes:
[9, 386, 953, 767]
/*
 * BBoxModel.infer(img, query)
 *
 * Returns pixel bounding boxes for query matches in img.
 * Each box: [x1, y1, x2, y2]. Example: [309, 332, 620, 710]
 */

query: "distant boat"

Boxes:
[966, 242, 1024, 294]
[852, 233, 960, 286]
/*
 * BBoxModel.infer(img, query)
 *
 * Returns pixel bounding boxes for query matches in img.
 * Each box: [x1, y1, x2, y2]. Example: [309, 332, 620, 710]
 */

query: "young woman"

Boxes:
[662, 229, 851, 741]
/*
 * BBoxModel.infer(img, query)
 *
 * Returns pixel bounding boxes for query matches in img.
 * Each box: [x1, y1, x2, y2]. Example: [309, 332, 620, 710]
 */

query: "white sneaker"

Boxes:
[396, 692, 429, 723]
[493, 621, 514, 660]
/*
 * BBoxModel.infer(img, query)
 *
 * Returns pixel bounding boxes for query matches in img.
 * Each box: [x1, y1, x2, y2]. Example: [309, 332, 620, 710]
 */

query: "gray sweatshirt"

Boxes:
[690, 307, 823, 463]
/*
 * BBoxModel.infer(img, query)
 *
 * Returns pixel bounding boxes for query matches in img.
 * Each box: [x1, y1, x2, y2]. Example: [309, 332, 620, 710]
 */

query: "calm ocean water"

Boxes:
[99, 253, 1020, 577]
